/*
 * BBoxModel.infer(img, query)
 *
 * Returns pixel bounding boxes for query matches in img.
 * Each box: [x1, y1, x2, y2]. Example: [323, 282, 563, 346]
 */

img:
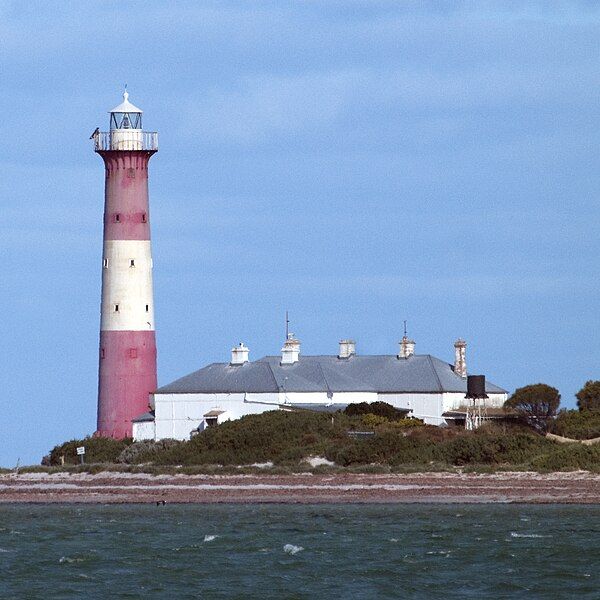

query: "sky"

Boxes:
[0, 1, 599, 466]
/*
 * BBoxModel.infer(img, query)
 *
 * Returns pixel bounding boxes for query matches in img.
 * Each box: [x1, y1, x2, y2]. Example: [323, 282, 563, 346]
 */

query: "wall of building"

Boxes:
[377, 393, 445, 425]
[281, 392, 378, 406]
[145, 390, 474, 441]
[132, 420, 155, 441]
[442, 392, 507, 412]
[152, 392, 279, 441]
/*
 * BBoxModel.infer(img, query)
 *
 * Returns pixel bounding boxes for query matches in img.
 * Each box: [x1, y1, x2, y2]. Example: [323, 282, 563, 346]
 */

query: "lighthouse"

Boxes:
[93, 92, 158, 439]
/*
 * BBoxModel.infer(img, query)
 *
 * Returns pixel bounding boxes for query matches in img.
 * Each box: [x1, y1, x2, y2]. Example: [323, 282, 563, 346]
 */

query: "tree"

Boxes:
[504, 384, 560, 433]
[575, 380, 600, 412]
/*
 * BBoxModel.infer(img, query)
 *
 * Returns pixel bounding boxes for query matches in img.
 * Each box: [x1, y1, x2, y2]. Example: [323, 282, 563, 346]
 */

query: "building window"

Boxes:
[103, 258, 108, 268]
[145, 304, 149, 312]
[114, 214, 121, 223]
[141, 213, 147, 223]
[100, 348, 105, 359]
[130, 259, 135, 268]
[114, 304, 119, 312]
[129, 348, 137, 358]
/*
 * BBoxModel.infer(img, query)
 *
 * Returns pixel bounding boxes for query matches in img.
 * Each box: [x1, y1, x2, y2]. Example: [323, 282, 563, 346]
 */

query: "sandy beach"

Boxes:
[0, 471, 598, 504]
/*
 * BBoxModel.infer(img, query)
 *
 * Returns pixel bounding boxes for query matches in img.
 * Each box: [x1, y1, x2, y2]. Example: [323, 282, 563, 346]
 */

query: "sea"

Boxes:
[0, 504, 597, 599]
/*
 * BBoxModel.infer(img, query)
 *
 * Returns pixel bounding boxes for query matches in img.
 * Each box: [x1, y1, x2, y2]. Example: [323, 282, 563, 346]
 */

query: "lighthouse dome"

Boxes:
[109, 91, 142, 130]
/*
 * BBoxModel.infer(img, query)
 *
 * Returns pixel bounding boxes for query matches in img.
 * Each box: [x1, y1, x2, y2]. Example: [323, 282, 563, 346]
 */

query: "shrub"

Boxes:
[48, 436, 133, 465]
[360, 414, 389, 428]
[382, 418, 425, 430]
[344, 402, 408, 421]
[552, 409, 600, 440]
[44, 410, 598, 472]
[530, 444, 600, 472]
[117, 439, 182, 464]
[133, 410, 353, 466]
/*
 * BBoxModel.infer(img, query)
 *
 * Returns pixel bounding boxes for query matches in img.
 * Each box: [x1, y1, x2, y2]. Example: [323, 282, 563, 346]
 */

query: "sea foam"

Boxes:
[283, 544, 303, 555]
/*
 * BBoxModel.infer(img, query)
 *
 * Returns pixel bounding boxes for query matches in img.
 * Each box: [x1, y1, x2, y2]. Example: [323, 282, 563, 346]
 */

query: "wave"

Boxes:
[59, 556, 86, 564]
[203, 535, 218, 543]
[283, 544, 303, 555]
[510, 532, 552, 538]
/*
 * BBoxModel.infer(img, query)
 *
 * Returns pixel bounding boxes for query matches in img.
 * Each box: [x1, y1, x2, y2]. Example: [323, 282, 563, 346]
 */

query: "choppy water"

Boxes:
[0, 504, 598, 599]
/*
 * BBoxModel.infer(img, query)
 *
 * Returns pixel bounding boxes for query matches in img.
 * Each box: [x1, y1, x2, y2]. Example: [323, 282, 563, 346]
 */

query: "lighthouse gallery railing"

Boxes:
[93, 131, 158, 152]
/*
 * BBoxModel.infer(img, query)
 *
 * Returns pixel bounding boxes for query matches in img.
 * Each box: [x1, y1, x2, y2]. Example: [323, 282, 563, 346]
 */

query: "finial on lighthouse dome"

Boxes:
[109, 89, 142, 130]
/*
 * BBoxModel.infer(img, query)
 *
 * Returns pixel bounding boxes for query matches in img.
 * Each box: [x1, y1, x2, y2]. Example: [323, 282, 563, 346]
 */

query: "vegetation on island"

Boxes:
[42, 396, 600, 474]
[38, 379, 600, 474]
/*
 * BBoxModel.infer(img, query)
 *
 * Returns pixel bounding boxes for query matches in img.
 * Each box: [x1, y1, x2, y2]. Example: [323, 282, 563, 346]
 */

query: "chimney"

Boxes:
[465, 374, 488, 399]
[398, 336, 415, 359]
[338, 339, 356, 359]
[230, 342, 249, 365]
[454, 338, 467, 378]
[281, 333, 300, 365]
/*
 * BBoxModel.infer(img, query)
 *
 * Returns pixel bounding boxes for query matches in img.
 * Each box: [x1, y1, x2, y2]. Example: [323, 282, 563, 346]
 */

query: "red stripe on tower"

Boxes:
[93, 92, 158, 439]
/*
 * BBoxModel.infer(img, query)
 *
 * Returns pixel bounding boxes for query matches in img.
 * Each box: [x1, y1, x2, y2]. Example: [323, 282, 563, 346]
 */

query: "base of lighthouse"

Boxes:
[97, 330, 157, 439]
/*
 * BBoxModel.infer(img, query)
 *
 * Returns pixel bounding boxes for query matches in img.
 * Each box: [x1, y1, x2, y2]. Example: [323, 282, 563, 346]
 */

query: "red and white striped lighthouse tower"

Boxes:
[93, 92, 158, 439]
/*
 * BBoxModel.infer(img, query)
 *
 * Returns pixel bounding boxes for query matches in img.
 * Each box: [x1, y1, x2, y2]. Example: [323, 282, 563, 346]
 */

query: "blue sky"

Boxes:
[0, 1, 599, 466]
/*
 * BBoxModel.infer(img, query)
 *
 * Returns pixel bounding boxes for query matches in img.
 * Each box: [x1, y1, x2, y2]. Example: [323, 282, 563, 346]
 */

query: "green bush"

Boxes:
[530, 444, 600, 472]
[48, 436, 133, 465]
[438, 432, 552, 466]
[344, 401, 408, 421]
[126, 410, 354, 466]
[44, 410, 600, 473]
[552, 409, 600, 440]
[117, 439, 182, 464]
[360, 414, 389, 428]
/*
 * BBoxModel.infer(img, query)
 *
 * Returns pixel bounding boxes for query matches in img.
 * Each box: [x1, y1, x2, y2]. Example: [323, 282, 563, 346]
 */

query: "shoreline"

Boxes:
[0, 471, 598, 504]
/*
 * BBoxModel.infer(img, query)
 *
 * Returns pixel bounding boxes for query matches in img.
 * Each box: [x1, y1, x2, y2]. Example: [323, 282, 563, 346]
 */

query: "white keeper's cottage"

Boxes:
[132, 336, 507, 442]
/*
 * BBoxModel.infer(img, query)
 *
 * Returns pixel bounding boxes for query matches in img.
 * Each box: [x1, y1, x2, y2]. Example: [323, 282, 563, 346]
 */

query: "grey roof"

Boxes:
[155, 355, 507, 395]
[131, 410, 155, 423]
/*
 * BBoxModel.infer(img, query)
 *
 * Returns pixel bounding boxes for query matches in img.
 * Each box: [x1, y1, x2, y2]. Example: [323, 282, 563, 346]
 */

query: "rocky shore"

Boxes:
[0, 471, 598, 504]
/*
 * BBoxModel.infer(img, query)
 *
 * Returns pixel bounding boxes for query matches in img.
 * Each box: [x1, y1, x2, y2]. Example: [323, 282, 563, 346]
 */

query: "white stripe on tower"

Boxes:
[101, 240, 155, 331]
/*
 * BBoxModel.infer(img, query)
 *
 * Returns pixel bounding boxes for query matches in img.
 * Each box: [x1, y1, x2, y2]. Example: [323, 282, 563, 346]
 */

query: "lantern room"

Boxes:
[109, 91, 142, 130]
[92, 91, 158, 153]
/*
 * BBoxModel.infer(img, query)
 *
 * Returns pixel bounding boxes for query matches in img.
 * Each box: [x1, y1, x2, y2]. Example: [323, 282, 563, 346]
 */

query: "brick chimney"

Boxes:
[230, 342, 249, 365]
[454, 338, 467, 378]
[281, 334, 300, 365]
[338, 339, 356, 359]
[398, 336, 415, 359]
